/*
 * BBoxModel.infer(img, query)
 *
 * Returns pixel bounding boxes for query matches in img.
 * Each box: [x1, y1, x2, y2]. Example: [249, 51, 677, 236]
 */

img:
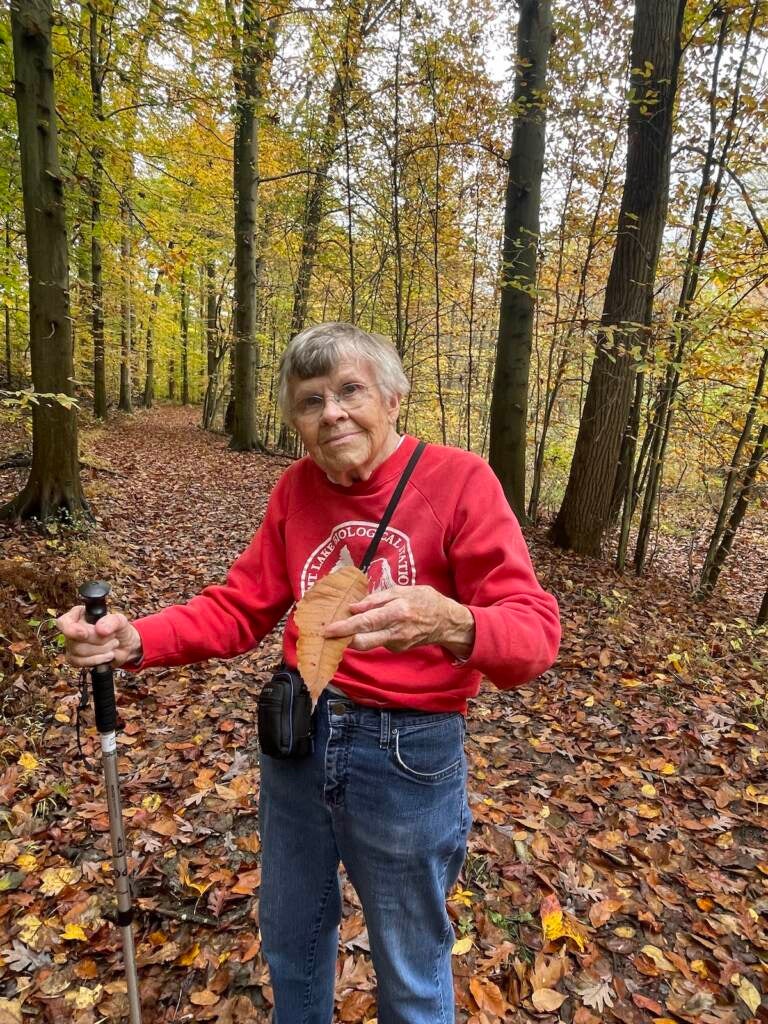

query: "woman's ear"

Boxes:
[387, 392, 401, 423]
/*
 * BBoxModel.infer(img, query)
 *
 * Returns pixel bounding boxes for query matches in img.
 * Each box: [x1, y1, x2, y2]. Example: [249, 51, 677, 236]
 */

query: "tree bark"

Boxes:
[143, 267, 163, 408]
[551, 0, 685, 555]
[180, 267, 189, 404]
[632, 5, 755, 574]
[118, 199, 133, 411]
[206, 258, 217, 377]
[2, 0, 86, 520]
[699, 421, 767, 598]
[89, 4, 107, 419]
[699, 346, 768, 592]
[4, 218, 11, 387]
[228, 0, 276, 451]
[489, 0, 552, 521]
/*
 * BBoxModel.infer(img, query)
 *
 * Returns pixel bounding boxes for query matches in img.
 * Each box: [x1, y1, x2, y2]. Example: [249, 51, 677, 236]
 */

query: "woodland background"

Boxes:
[0, 0, 767, 1021]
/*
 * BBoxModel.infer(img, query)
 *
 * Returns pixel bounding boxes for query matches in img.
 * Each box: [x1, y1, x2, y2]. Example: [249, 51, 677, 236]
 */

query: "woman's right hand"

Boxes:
[56, 605, 143, 668]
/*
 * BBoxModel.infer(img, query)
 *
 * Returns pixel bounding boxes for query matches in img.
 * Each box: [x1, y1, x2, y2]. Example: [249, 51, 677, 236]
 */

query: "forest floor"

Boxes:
[0, 405, 766, 1024]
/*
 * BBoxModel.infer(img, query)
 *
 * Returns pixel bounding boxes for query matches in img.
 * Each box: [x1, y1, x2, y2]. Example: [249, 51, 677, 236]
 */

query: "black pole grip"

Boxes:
[79, 581, 118, 735]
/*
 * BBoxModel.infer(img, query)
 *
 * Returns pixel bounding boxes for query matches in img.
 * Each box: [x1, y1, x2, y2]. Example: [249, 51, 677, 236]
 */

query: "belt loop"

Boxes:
[379, 711, 391, 749]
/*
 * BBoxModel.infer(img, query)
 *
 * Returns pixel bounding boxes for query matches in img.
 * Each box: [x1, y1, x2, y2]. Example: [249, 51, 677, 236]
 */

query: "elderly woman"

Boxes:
[59, 322, 560, 1024]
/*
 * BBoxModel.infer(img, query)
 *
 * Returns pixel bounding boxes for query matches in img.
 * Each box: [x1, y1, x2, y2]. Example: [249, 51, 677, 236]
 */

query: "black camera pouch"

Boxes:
[257, 666, 313, 759]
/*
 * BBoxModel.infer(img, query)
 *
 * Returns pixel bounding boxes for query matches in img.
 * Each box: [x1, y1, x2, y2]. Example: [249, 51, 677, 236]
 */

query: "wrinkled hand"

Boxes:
[323, 585, 475, 657]
[56, 605, 143, 669]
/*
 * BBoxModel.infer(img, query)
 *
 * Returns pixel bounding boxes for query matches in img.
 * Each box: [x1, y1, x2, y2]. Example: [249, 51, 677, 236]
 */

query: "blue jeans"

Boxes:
[258, 690, 471, 1024]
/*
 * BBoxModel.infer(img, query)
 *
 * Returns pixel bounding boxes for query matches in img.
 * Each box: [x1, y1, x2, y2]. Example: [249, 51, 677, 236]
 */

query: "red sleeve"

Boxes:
[448, 457, 560, 689]
[129, 478, 294, 670]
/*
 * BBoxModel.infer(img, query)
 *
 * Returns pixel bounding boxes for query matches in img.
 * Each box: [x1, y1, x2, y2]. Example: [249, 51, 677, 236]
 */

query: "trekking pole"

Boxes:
[80, 581, 143, 1024]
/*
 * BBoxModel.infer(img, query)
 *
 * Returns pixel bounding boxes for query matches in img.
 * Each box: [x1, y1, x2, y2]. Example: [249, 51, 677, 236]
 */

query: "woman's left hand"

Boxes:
[323, 585, 475, 658]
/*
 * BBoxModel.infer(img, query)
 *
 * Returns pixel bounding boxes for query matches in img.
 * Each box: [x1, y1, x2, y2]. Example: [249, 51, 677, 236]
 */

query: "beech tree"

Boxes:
[3, 0, 86, 520]
[488, 0, 552, 522]
[551, 0, 686, 556]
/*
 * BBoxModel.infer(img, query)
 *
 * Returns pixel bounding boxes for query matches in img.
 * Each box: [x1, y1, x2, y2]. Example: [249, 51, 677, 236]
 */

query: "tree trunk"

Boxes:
[206, 258, 217, 377]
[528, 130, 620, 523]
[143, 267, 163, 408]
[180, 268, 189, 404]
[228, 0, 275, 451]
[758, 588, 768, 627]
[2, 0, 86, 520]
[4, 218, 11, 386]
[89, 5, 107, 420]
[550, 0, 685, 555]
[699, 346, 768, 590]
[118, 199, 133, 411]
[615, 368, 645, 569]
[699, 422, 767, 598]
[632, 5, 755, 574]
[489, 0, 552, 522]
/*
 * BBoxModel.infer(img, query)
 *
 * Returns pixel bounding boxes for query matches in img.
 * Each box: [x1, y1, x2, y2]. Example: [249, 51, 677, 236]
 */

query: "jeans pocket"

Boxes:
[392, 715, 465, 785]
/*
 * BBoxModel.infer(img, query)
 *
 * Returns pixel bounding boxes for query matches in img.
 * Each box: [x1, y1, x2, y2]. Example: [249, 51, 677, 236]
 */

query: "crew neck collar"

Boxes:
[314, 434, 419, 495]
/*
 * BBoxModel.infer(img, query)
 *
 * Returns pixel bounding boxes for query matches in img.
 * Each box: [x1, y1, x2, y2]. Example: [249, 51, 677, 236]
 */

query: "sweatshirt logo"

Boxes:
[300, 520, 416, 596]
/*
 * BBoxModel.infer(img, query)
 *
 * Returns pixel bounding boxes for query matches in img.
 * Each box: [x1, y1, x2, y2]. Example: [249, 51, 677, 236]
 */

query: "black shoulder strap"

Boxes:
[360, 440, 427, 573]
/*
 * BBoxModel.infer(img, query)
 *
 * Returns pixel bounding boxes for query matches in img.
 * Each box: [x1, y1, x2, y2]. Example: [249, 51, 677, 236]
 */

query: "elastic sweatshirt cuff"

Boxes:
[124, 613, 179, 671]
[465, 603, 559, 688]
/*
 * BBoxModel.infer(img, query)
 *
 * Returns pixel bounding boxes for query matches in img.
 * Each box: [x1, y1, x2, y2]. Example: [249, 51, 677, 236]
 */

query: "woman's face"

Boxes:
[290, 359, 401, 485]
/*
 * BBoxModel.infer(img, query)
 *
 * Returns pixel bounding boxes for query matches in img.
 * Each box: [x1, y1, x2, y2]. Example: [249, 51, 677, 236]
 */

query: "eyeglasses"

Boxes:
[292, 382, 373, 420]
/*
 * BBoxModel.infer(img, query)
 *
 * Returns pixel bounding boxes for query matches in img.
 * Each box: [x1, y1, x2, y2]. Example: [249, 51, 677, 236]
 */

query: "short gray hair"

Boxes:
[278, 322, 410, 421]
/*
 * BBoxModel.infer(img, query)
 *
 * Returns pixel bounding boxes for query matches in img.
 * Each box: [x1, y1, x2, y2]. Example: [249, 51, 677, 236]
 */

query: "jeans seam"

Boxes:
[434, 744, 464, 1024]
[301, 866, 338, 1024]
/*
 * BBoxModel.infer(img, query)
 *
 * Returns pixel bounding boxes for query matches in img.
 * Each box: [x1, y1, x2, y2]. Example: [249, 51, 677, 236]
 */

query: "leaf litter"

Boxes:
[0, 406, 766, 1022]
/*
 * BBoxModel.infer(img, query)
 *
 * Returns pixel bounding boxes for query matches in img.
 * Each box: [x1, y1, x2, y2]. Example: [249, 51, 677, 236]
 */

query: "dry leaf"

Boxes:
[589, 898, 623, 927]
[339, 991, 376, 1021]
[295, 566, 369, 703]
[190, 989, 220, 1006]
[572, 973, 615, 1012]
[0, 999, 23, 1024]
[734, 976, 761, 1013]
[64, 985, 102, 1010]
[452, 936, 473, 955]
[469, 976, 508, 1017]
[18, 752, 38, 772]
[641, 944, 676, 972]
[39, 866, 81, 896]
[539, 891, 588, 951]
[532, 987, 566, 1011]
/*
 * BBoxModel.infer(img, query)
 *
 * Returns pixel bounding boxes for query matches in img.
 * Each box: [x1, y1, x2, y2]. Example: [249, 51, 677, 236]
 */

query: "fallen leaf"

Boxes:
[452, 936, 473, 955]
[589, 898, 623, 927]
[734, 976, 761, 1013]
[0, 998, 23, 1024]
[540, 891, 588, 951]
[64, 985, 102, 1009]
[469, 976, 508, 1016]
[190, 989, 220, 1006]
[641, 944, 676, 972]
[39, 866, 81, 896]
[572, 973, 614, 1012]
[532, 987, 566, 1011]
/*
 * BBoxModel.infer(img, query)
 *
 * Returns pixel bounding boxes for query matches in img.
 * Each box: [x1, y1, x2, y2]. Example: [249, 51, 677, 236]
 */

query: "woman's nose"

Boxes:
[319, 394, 349, 424]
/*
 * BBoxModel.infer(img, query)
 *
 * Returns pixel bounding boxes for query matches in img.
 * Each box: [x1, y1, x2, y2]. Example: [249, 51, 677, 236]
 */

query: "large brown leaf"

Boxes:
[294, 565, 369, 704]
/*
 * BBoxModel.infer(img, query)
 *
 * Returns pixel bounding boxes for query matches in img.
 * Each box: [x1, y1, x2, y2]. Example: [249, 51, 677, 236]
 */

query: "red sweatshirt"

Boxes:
[131, 435, 560, 712]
